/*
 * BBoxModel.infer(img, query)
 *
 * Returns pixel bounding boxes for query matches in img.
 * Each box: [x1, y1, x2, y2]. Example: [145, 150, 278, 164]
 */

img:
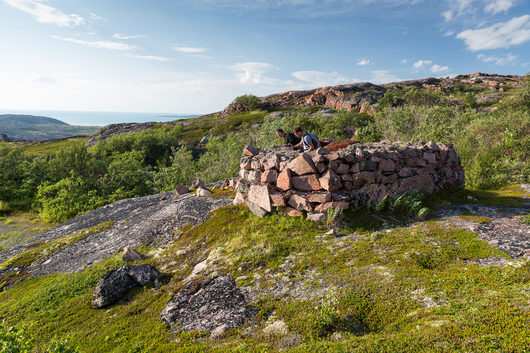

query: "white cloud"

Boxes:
[357, 59, 371, 66]
[89, 13, 104, 21]
[292, 71, 352, 86]
[113, 33, 146, 40]
[413, 59, 433, 69]
[230, 62, 277, 84]
[443, 30, 455, 37]
[484, 0, 514, 14]
[456, 15, 530, 50]
[477, 53, 517, 65]
[3, 0, 84, 26]
[370, 70, 401, 84]
[401, 59, 408, 64]
[430, 64, 450, 73]
[126, 54, 173, 62]
[442, 0, 475, 21]
[51, 35, 138, 51]
[172, 46, 208, 53]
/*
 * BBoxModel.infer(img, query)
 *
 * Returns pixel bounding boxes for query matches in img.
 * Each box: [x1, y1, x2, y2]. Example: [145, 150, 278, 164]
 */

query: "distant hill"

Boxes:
[0, 114, 99, 141]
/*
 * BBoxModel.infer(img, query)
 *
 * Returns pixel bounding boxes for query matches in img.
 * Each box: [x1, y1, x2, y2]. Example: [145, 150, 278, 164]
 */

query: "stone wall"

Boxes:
[235, 141, 465, 220]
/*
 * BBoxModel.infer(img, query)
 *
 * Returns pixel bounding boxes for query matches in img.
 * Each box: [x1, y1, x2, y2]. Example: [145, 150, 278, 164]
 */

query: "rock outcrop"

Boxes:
[0, 193, 232, 276]
[92, 264, 160, 308]
[236, 142, 465, 218]
[160, 275, 256, 332]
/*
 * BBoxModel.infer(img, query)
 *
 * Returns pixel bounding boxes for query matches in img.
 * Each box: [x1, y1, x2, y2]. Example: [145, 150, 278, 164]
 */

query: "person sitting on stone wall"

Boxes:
[276, 128, 301, 147]
[293, 126, 320, 152]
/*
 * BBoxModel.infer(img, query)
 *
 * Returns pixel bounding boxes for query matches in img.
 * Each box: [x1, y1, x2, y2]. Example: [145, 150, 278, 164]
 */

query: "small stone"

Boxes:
[262, 155, 280, 170]
[261, 170, 278, 184]
[191, 179, 205, 188]
[406, 158, 426, 168]
[319, 170, 343, 192]
[336, 163, 350, 174]
[288, 153, 317, 175]
[210, 324, 229, 339]
[316, 147, 331, 155]
[307, 212, 326, 223]
[246, 200, 269, 218]
[398, 168, 413, 178]
[423, 152, 437, 164]
[288, 194, 313, 212]
[360, 160, 378, 172]
[196, 187, 213, 197]
[248, 184, 272, 212]
[285, 207, 303, 217]
[378, 159, 395, 172]
[174, 184, 190, 196]
[122, 246, 142, 262]
[306, 192, 332, 203]
[277, 169, 292, 191]
[243, 145, 263, 157]
[315, 162, 327, 173]
[292, 175, 322, 191]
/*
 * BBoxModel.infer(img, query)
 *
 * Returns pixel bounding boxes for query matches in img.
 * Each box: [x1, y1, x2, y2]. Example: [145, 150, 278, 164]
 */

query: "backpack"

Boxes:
[302, 133, 320, 150]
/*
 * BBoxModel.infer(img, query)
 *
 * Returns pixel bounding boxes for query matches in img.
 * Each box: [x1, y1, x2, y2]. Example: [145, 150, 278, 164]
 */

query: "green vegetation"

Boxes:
[0, 205, 527, 352]
[0, 75, 528, 224]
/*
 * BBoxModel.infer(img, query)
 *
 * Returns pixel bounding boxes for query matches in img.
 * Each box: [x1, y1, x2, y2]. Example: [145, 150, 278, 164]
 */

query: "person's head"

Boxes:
[275, 129, 285, 138]
[294, 126, 304, 138]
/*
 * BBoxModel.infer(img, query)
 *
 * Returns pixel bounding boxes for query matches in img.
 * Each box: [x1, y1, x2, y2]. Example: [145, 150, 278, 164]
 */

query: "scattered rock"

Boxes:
[160, 276, 256, 332]
[92, 265, 160, 308]
[246, 200, 269, 218]
[122, 246, 142, 262]
[307, 212, 327, 223]
[196, 187, 213, 197]
[243, 145, 263, 157]
[192, 179, 206, 188]
[174, 184, 190, 196]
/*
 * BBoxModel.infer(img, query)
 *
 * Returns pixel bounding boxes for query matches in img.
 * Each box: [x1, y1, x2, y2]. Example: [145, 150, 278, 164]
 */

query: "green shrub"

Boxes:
[233, 94, 264, 112]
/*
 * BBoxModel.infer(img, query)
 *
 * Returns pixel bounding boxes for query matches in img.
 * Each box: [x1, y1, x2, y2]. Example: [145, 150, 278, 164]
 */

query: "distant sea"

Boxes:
[0, 110, 202, 127]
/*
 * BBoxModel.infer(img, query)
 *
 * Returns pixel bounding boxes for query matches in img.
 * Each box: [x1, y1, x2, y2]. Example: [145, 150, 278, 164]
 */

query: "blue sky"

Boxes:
[0, 0, 529, 114]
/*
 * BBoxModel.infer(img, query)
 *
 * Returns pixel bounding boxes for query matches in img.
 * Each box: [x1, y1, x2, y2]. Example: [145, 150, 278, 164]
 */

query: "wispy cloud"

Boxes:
[442, 0, 475, 21]
[401, 59, 408, 64]
[51, 35, 138, 51]
[357, 59, 371, 66]
[3, 0, 84, 26]
[126, 54, 173, 62]
[292, 70, 352, 86]
[370, 70, 401, 84]
[113, 33, 146, 40]
[89, 13, 105, 21]
[413, 60, 449, 73]
[430, 64, 450, 73]
[456, 15, 530, 50]
[413, 59, 433, 69]
[172, 46, 208, 53]
[477, 53, 517, 65]
[484, 0, 514, 14]
[230, 62, 277, 84]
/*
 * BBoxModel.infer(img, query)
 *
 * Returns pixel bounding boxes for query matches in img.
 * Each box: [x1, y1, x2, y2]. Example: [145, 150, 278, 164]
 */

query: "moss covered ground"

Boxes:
[0, 195, 528, 352]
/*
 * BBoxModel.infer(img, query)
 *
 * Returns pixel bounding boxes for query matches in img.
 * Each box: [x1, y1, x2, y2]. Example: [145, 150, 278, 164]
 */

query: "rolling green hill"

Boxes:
[0, 114, 99, 141]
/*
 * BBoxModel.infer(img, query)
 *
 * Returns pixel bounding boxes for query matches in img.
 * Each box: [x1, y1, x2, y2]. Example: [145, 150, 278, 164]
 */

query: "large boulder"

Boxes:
[92, 264, 160, 308]
[160, 276, 255, 332]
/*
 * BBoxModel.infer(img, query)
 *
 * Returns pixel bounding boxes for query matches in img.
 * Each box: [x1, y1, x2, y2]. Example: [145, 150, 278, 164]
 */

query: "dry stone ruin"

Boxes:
[235, 141, 465, 220]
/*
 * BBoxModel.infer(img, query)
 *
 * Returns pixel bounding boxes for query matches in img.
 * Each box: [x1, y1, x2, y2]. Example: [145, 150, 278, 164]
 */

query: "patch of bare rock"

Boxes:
[0, 192, 232, 276]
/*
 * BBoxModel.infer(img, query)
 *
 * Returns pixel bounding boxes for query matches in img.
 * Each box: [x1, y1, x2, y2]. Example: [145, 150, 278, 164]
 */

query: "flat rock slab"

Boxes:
[437, 202, 530, 259]
[160, 275, 256, 332]
[0, 193, 232, 276]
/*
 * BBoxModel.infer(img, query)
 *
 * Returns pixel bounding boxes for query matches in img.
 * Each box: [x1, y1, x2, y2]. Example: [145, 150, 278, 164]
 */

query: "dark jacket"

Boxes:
[284, 132, 301, 146]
